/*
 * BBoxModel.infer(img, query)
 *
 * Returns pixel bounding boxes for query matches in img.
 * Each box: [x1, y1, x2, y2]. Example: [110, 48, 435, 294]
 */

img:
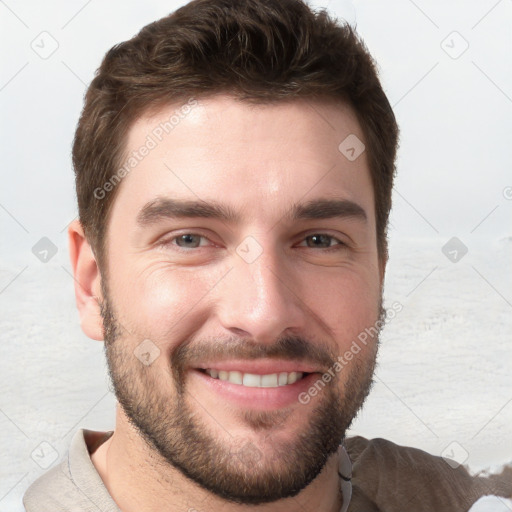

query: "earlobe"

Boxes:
[68, 219, 104, 341]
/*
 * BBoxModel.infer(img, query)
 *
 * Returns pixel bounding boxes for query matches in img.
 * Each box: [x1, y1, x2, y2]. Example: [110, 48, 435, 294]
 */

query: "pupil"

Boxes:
[310, 235, 328, 247]
[180, 234, 199, 247]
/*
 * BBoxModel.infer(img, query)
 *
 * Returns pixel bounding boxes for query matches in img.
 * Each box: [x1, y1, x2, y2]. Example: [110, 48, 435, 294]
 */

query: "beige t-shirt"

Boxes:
[22, 429, 511, 512]
[24, 430, 119, 512]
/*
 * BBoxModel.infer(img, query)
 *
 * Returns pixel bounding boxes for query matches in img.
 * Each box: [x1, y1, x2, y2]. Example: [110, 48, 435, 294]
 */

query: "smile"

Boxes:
[200, 369, 308, 387]
[191, 366, 322, 410]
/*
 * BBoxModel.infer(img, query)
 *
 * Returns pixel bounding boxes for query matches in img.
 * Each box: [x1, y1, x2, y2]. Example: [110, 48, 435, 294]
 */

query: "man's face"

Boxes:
[99, 95, 384, 504]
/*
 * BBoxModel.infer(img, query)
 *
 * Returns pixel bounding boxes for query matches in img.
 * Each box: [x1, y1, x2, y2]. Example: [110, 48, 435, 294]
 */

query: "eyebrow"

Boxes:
[136, 197, 367, 226]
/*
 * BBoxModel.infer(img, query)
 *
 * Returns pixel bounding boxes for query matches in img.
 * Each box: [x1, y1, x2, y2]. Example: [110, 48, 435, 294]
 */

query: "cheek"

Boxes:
[119, 264, 225, 345]
[110, 255, 381, 356]
[308, 268, 381, 349]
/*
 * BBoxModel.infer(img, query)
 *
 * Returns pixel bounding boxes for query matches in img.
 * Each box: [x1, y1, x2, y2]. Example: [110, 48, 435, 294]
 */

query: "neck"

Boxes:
[91, 407, 344, 512]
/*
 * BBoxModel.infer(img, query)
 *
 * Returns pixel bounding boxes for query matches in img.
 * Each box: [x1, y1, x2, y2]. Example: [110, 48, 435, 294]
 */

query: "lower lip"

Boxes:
[189, 369, 321, 410]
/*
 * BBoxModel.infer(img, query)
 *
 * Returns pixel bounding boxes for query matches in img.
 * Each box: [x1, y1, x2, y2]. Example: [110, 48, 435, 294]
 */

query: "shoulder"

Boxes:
[344, 435, 494, 512]
[23, 457, 85, 511]
[23, 429, 118, 512]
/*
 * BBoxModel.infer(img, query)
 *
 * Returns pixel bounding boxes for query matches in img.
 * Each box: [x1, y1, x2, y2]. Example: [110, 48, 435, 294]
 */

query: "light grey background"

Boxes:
[1, 1, 511, 510]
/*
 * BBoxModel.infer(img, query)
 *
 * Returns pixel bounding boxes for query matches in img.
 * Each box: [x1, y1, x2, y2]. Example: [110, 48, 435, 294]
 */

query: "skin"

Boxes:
[68, 95, 386, 512]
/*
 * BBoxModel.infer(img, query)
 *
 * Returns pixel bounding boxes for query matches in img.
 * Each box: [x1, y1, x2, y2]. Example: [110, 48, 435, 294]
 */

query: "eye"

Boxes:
[161, 233, 211, 250]
[297, 234, 346, 250]
[158, 232, 346, 253]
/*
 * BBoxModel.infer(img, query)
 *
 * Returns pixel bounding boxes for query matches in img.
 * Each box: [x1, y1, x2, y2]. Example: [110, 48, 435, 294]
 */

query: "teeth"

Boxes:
[278, 372, 288, 386]
[228, 371, 243, 385]
[261, 374, 278, 387]
[205, 369, 305, 387]
[243, 373, 261, 387]
[287, 371, 300, 385]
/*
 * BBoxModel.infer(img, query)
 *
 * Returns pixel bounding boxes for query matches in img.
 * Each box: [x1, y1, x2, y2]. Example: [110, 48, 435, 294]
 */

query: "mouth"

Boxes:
[189, 361, 323, 410]
[197, 368, 310, 388]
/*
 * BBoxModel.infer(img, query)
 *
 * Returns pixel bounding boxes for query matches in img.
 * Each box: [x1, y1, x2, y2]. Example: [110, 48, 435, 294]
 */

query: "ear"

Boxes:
[68, 219, 104, 341]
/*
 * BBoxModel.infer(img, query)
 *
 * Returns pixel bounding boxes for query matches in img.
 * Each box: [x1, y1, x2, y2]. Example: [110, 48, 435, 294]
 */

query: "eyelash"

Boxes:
[158, 232, 347, 252]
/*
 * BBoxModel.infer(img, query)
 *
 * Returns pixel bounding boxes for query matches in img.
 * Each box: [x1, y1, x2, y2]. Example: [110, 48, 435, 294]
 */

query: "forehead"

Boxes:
[110, 95, 374, 229]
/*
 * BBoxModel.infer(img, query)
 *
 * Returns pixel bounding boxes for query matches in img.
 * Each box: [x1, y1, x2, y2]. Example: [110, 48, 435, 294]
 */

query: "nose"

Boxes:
[215, 240, 307, 344]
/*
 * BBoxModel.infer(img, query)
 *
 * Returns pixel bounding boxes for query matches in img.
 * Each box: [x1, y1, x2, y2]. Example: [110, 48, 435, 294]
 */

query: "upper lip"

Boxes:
[193, 359, 322, 374]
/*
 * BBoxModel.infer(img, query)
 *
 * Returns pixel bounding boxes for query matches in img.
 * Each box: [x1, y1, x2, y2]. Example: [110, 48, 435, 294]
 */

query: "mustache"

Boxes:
[171, 333, 337, 379]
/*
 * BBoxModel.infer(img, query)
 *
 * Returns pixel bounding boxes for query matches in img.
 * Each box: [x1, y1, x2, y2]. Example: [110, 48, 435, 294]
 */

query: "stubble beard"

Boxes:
[99, 283, 381, 505]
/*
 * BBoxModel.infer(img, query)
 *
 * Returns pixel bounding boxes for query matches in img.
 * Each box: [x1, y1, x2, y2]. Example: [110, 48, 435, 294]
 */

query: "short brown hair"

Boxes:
[72, 0, 399, 272]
